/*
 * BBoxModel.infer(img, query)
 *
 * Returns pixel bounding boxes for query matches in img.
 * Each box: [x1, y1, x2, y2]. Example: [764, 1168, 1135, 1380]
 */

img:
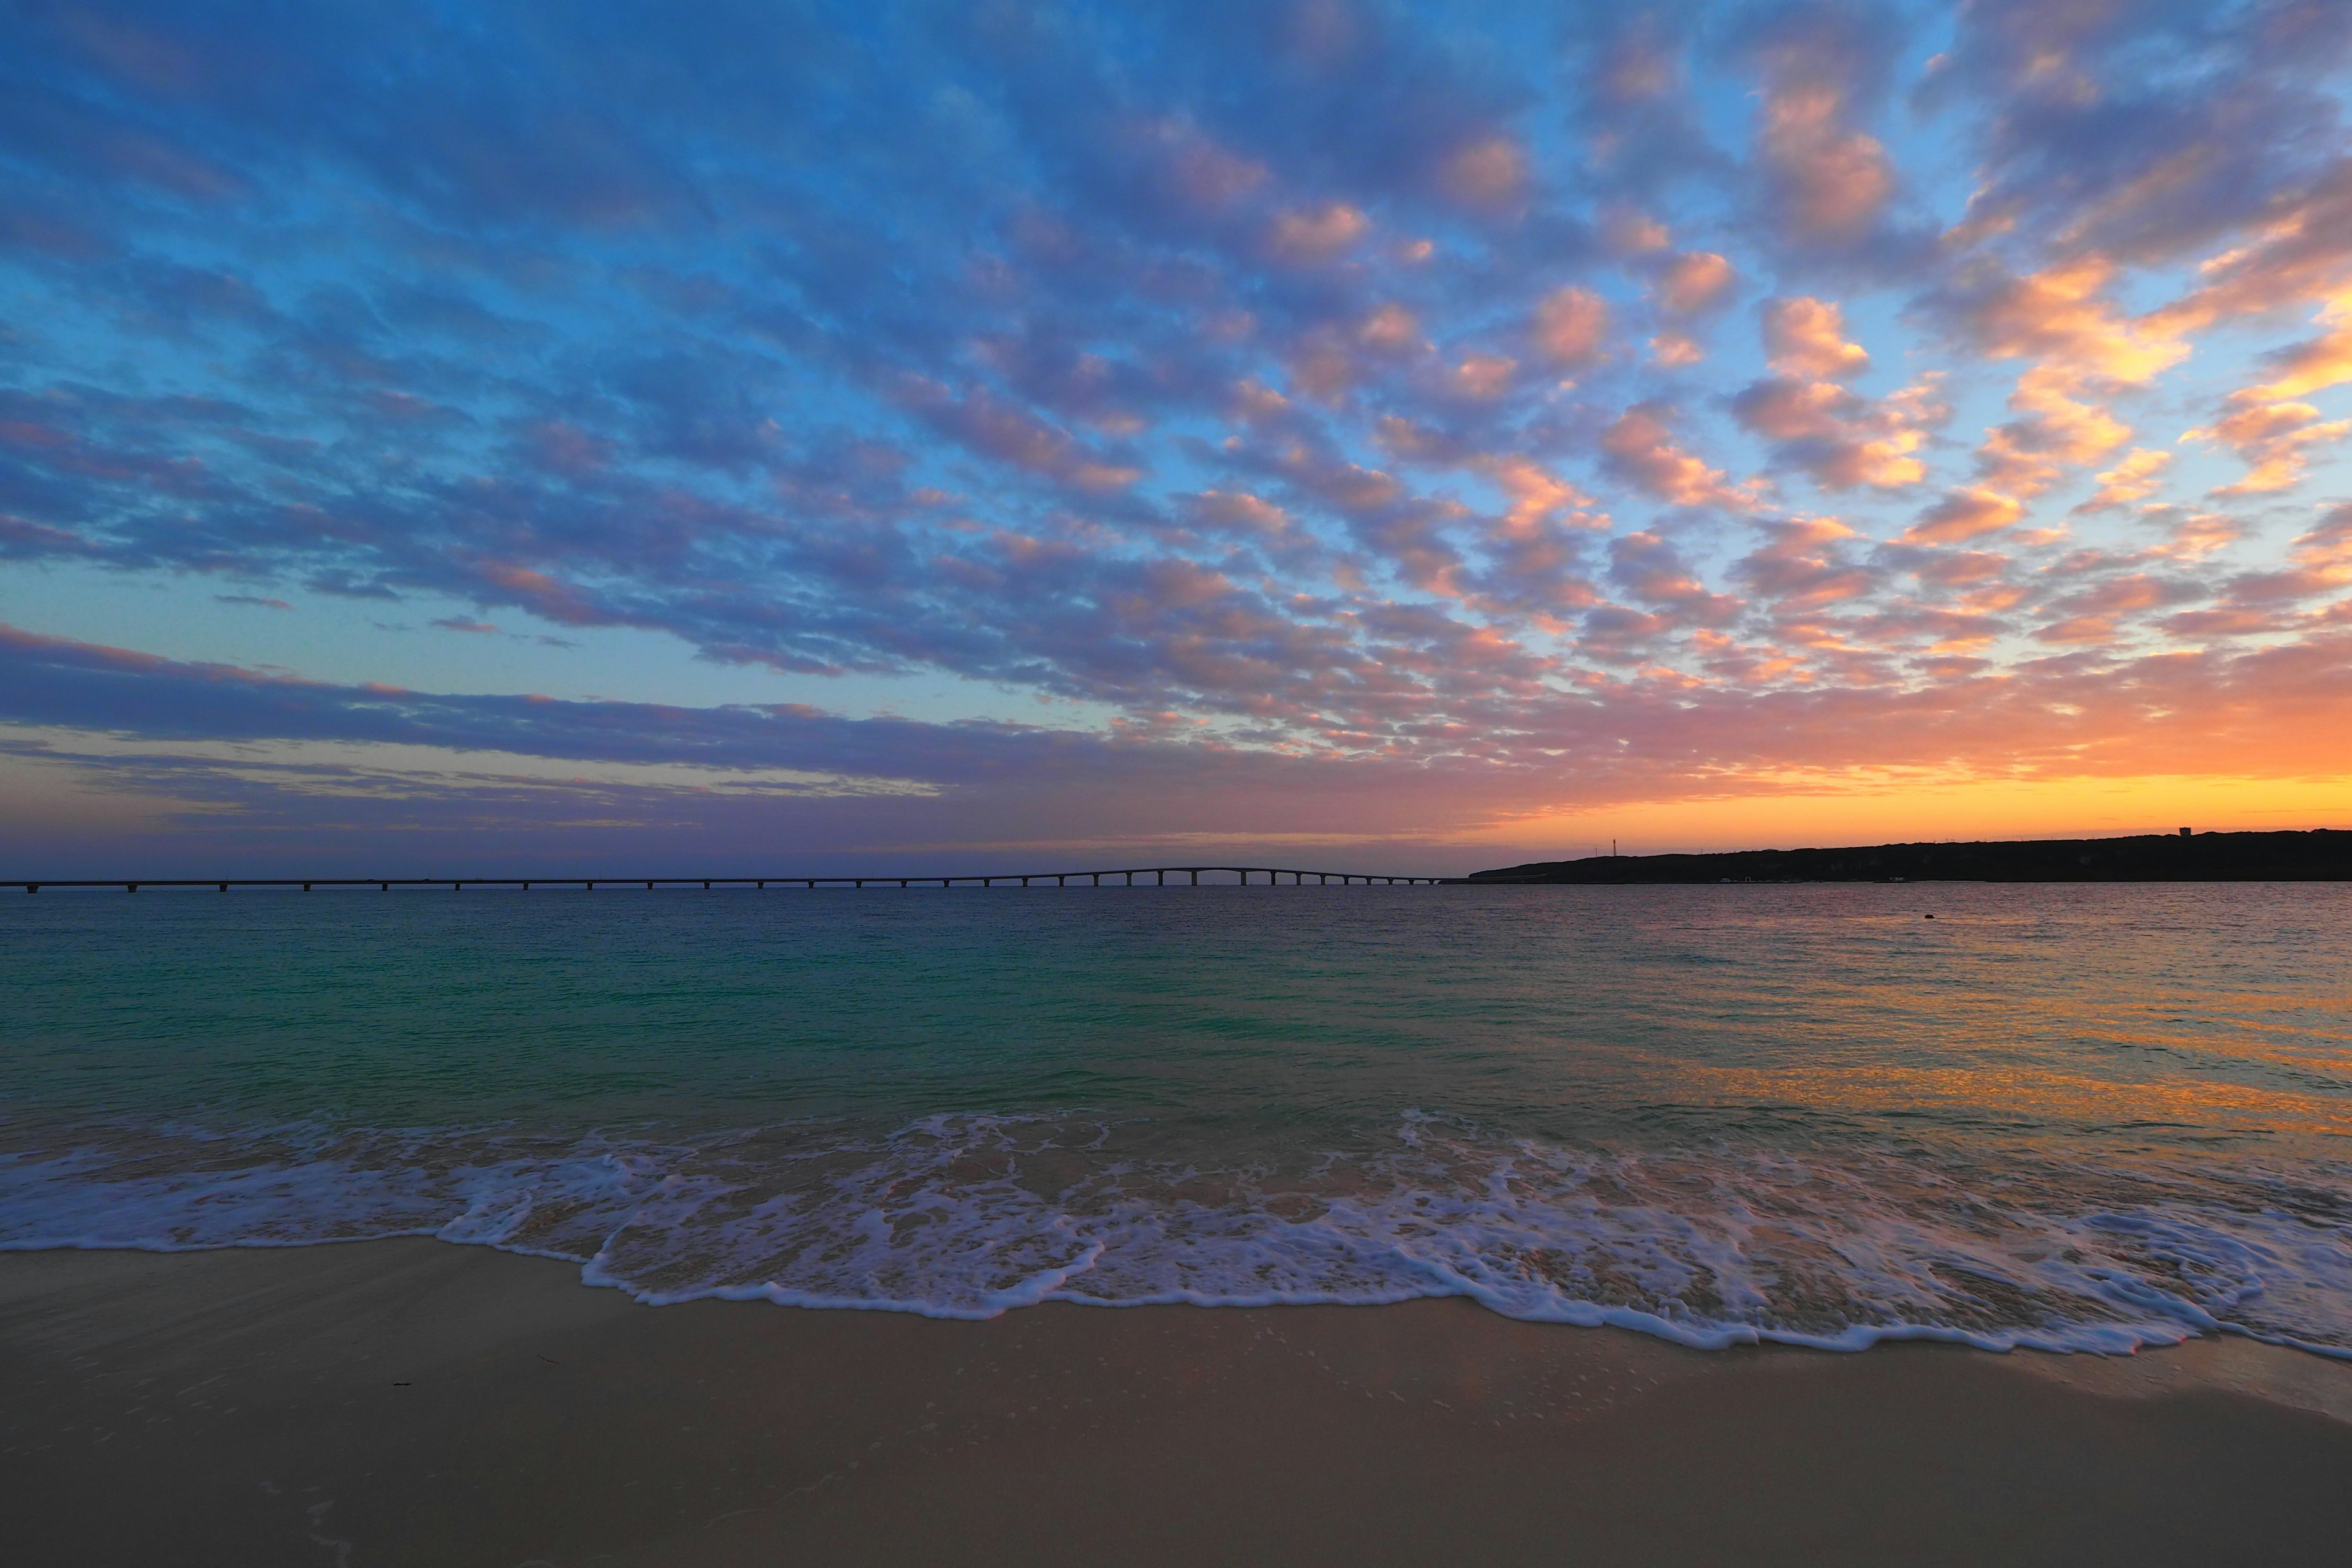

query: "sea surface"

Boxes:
[4, 882, 2350, 1355]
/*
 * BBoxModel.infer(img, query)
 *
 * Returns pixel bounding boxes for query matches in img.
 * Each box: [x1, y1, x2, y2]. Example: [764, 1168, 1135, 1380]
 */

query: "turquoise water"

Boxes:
[4, 883, 2350, 1352]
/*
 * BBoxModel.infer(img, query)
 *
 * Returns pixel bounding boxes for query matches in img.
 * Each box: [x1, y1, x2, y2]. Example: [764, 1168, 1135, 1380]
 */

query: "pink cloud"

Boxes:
[1531, 286, 1610, 366]
[1904, 488, 2023, 546]
[1763, 297, 1869, 380]
[1733, 300, 1934, 492]
[1599, 404, 1750, 509]
[1267, 202, 1370, 265]
[1652, 251, 1735, 316]
[1438, 137, 1528, 211]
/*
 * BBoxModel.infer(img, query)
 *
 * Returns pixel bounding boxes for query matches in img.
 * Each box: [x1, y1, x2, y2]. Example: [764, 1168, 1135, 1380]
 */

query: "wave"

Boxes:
[4, 1111, 2350, 1357]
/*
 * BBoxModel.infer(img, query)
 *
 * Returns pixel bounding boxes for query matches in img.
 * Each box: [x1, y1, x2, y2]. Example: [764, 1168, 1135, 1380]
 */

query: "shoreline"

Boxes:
[7, 1239, 2352, 1566]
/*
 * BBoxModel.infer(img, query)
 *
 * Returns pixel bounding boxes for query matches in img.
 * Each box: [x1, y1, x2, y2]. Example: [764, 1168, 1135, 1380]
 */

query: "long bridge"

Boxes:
[10, 865, 1453, 892]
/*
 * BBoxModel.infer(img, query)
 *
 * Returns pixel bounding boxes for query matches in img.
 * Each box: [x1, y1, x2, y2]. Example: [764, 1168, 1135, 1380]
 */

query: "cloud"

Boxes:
[2182, 296, 2352, 494]
[1733, 514, 1876, 612]
[1599, 403, 1751, 509]
[1268, 202, 1371, 265]
[2187, 398, 2352, 496]
[1932, 0, 2352, 269]
[1648, 331, 1705, 368]
[1757, 83, 1894, 239]
[1651, 251, 1736, 315]
[1531, 285, 1611, 365]
[1904, 488, 2023, 546]
[2136, 507, 2240, 562]
[1735, 0, 1913, 260]
[1438, 137, 1528, 210]
[4, 0, 2352, 861]
[2073, 448, 2173, 513]
[1910, 257, 2195, 537]
[1733, 297, 1935, 491]
[1762, 296, 1869, 379]
[898, 379, 1144, 492]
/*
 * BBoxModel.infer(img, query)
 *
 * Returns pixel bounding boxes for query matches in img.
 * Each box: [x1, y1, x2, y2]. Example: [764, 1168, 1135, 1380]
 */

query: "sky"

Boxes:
[3, 0, 2350, 876]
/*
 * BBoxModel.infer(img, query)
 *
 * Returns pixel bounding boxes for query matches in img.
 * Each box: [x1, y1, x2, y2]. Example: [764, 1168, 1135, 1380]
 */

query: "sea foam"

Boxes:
[6, 1109, 2350, 1357]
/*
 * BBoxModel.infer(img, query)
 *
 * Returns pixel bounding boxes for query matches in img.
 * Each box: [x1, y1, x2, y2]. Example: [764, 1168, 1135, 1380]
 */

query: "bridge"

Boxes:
[9, 865, 1453, 892]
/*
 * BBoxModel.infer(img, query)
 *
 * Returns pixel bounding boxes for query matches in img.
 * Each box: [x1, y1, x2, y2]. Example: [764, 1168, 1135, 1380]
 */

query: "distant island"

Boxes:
[1467, 829, 2352, 884]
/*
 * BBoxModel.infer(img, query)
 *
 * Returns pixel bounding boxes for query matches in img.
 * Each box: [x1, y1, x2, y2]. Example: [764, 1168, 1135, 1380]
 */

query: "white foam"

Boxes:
[5, 1112, 2349, 1356]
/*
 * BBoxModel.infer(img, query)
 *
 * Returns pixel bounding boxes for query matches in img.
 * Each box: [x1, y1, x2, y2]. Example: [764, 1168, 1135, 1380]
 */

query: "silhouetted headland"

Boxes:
[1469, 829, 2352, 884]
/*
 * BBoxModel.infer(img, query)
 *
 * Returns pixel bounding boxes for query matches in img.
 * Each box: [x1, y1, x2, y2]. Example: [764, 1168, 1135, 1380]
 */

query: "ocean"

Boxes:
[4, 882, 2348, 1355]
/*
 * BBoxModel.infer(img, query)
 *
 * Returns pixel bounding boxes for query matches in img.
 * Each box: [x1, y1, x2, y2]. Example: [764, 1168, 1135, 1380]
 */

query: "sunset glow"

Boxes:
[4, 1, 2349, 873]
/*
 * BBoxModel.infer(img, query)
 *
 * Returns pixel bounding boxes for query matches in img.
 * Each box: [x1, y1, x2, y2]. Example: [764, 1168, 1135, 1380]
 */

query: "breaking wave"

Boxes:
[7, 1109, 2351, 1357]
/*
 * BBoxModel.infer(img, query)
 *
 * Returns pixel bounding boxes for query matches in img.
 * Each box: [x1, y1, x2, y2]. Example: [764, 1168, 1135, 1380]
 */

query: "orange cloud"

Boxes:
[2138, 507, 2239, 562]
[1963, 258, 2190, 382]
[1904, 488, 2022, 545]
[2073, 448, 2173, 513]
[2187, 398, 2351, 496]
[1763, 296, 1869, 379]
[1479, 458, 1603, 538]
[1917, 258, 2192, 538]
[2184, 296, 2352, 495]
[1735, 301, 1934, 492]
[2236, 315, 2352, 402]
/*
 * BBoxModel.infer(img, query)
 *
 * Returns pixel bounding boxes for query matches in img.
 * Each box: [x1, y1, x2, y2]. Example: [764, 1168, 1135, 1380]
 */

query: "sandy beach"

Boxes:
[4, 1240, 2350, 1566]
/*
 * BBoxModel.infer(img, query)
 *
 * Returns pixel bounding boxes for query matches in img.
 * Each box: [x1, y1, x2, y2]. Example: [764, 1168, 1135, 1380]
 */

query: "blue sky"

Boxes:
[4, 0, 2351, 874]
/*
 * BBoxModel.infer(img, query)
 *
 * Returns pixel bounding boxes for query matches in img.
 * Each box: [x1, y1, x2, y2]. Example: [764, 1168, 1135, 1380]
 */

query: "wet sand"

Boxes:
[6, 1239, 2351, 1566]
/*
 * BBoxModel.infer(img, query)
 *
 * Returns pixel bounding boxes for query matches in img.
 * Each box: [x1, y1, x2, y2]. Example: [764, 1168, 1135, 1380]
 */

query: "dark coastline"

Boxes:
[1469, 827, 2352, 884]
